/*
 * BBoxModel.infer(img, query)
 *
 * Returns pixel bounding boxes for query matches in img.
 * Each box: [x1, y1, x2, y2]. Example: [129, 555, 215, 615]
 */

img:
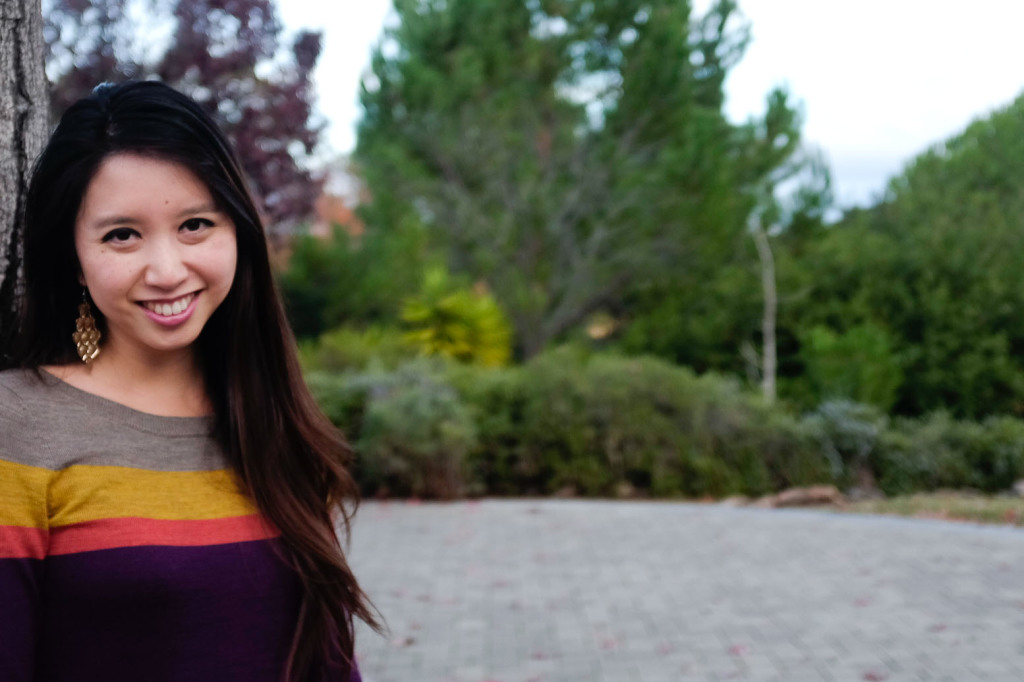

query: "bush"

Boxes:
[966, 416, 1024, 491]
[725, 409, 830, 496]
[344, 360, 477, 499]
[306, 371, 366, 433]
[872, 412, 1024, 495]
[451, 348, 833, 498]
[302, 350, 984, 501]
[872, 415, 967, 495]
[803, 400, 886, 489]
[401, 267, 513, 367]
[308, 350, 1024, 500]
[445, 363, 536, 495]
[298, 326, 418, 373]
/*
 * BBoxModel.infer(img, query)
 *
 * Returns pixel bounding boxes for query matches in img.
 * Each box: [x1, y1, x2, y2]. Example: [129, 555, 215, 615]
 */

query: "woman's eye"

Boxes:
[181, 218, 214, 233]
[101, 227, 139, 243]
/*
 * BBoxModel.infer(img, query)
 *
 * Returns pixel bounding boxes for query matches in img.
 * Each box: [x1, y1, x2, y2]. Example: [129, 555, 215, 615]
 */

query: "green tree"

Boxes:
[788, 94, 1024, 417]
[799, 323, 903, 411]
[278, 224, 425, 338]
[356, 0, 806, 358]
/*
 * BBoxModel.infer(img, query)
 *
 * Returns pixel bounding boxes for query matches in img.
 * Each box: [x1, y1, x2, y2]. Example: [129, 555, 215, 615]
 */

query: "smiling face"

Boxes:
[74, 153, 238, 363]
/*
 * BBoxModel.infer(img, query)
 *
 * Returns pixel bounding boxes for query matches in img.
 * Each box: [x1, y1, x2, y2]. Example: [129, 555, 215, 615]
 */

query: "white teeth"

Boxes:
[144, 293, 194, 317]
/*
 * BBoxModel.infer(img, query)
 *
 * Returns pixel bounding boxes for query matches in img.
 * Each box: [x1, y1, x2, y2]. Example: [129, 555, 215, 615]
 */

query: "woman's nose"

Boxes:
[143, 242, 189, 289]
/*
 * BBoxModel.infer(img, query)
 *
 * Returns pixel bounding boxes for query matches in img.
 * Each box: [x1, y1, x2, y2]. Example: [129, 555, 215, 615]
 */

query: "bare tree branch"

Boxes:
[751, 216, 777, 404]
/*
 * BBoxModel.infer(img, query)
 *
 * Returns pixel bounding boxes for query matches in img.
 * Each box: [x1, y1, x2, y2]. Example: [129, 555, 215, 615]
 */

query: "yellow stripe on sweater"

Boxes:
[0, 459, 51, 529]
[48, 465, 259, 528]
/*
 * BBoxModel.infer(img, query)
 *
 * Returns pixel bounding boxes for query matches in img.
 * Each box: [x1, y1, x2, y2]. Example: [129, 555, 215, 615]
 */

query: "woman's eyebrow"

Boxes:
[89, 214, 140, 230]
[177, 203, 220, 218]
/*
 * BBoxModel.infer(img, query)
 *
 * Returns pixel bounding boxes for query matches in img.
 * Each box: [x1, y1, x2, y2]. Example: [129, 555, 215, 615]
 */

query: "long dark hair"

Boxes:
[3, 80, 379, 680]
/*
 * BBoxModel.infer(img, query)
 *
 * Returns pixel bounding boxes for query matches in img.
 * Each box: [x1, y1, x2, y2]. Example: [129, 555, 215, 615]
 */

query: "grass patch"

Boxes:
[842, 491, 1024, 527]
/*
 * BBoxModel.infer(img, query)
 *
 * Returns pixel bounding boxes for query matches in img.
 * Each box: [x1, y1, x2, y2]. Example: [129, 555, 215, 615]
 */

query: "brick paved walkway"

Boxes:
[349, 499, 1024, 681]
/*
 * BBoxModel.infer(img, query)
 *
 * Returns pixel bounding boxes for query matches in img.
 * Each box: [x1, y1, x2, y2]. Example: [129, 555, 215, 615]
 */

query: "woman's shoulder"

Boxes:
[0, 367, 56, 412]
[0, 367, 66, 469]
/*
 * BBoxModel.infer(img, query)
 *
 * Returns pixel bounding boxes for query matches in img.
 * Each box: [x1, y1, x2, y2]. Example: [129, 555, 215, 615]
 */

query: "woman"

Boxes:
[0, 81, 378, 681]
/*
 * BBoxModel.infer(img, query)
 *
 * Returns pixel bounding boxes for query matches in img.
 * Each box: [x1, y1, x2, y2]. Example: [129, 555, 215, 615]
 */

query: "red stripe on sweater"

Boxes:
[0, 525, 48, 559]
[49, 515, 279, 555]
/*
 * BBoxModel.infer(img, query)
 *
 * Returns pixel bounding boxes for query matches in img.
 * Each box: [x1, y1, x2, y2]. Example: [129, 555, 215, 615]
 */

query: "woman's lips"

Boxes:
[138, 291, 200, 327]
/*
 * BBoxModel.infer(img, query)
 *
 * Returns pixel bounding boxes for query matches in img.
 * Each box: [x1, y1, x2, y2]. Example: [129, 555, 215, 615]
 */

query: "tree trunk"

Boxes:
[0, 0, 48, 311]
[751, 219, 777, 404]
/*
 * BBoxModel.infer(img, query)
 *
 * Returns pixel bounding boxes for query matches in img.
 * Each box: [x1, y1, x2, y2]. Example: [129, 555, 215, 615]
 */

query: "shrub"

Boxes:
[305, 371, 366, 433]
[309, 348, 851, 500]
[401, 267, 513, 367]
[803, 400, 886, 489]
[445, 363, 537, 495]
[298, 326, 417, 373]
[309, 350, 1024, 500]
[872, 412, 1024, 495]
[872, 413, 975, 495]
[346, 360, 478, 499]
[726, 409, 830, 495]
[452, 348, 833, 498]
[966, 416, 1024, 491]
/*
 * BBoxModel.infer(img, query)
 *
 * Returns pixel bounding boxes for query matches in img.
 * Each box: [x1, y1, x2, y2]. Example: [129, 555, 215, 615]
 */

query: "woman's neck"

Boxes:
[44, 343, 212, 417]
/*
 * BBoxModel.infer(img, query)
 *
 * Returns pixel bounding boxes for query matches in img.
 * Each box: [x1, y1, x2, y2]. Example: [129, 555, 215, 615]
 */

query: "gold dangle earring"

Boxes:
[72, 289, 101, 364]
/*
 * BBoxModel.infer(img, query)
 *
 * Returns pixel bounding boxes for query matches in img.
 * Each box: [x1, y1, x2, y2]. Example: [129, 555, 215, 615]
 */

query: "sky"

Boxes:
[277, 0, 1024, 208]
